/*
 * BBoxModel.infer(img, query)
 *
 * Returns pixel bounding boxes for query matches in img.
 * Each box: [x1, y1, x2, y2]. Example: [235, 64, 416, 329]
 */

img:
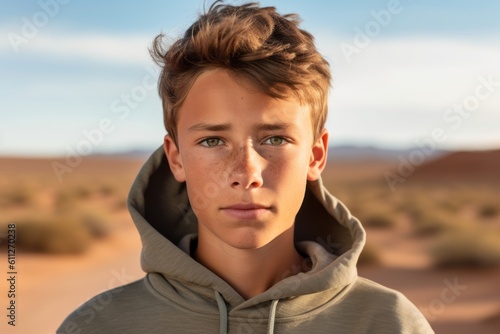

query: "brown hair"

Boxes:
[150, 1, 331, 144]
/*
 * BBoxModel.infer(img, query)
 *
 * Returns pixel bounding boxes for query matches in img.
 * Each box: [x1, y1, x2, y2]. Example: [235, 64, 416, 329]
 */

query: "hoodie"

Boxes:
[58, 147, 433, 334]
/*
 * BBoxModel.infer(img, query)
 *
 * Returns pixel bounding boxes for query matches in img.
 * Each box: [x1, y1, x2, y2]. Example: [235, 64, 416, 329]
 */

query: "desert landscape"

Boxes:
[1, 147, 499, 333]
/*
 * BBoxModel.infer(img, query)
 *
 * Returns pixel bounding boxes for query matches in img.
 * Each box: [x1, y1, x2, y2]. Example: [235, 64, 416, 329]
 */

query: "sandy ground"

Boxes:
[360, 212, 500, 333]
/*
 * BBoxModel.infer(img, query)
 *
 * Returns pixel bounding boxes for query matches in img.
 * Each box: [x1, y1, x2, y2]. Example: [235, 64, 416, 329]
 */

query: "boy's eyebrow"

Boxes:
[188, 123, 231, 132]
[254, 122, 295, 131]
[187, 122, 296, 132]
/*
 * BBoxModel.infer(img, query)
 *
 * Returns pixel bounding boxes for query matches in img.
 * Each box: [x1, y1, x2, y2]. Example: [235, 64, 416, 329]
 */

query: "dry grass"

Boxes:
[477, 201, 500, 219]
[407, 209, 456, 237]
[0, 207, 113, 254]
[5, 215, 93, 254]
[0, 156, 141, 254]
[357, 207, 397, 229]
[324, 169, 500, 268]
[0, 184, 36, 207]
[429, 225, 500, 267]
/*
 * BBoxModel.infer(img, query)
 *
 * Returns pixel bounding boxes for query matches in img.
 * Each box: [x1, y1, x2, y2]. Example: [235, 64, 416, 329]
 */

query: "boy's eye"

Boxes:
[263, 136, 286, 146]
[200, 138, 222, 147]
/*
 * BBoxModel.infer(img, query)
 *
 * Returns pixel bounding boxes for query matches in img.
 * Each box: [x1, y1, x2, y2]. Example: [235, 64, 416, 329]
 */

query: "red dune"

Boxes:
[409, 149, 500, 183]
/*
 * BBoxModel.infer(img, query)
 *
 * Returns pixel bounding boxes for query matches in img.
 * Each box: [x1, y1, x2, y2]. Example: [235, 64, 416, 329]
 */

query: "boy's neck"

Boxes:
[194, 227, 309, 300]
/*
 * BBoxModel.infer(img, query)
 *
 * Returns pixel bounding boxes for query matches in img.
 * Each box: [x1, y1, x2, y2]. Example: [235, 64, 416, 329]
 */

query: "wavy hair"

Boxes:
[150, 1, 331, 144]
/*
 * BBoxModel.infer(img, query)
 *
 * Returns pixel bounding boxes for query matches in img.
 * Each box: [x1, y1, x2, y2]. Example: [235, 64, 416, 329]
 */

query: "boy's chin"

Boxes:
[223, 228, 291, 251]
[225, 234, 274, 250]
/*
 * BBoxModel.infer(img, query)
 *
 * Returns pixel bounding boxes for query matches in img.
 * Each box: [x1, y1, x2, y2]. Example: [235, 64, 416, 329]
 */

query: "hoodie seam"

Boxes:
[144, 274, 228, 321]
[265, 278, 358, 324]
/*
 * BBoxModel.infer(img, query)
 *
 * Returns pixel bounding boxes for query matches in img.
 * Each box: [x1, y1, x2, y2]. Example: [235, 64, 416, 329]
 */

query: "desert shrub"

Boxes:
[0, 186, 34, 207]
[2, 208, 113, 254]
[477, 202, 500, 219]
[72, 184, 92, 199]
[429, 226, 500, 267]
[9, 215, 92, 254]
[98, 183, 116, 197]
[359, 208, 396, 229]
[407, 206, 455, 237]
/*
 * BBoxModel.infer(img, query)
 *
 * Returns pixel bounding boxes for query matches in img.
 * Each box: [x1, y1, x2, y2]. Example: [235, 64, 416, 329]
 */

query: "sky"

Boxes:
[0, 0, 499, 156]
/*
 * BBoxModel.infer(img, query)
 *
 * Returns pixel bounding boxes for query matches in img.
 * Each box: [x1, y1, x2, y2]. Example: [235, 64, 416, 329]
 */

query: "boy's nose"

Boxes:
[228, 145, 264, 190]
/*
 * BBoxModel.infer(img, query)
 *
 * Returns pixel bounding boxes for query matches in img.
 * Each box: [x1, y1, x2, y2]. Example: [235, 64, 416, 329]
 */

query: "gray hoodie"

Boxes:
[58, 147, 433, 333]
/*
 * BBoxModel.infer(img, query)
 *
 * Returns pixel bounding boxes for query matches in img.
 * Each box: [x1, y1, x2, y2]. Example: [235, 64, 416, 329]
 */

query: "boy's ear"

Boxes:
[163, 135, 186, 182]
[307, 129, 328, 181]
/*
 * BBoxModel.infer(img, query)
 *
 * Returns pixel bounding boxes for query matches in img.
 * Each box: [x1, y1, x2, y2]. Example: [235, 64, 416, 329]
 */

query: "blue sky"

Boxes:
[1, 0, 499, 156]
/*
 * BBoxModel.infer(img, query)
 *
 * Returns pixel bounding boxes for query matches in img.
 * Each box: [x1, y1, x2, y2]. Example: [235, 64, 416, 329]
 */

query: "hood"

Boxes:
[127, 146, 365, 317]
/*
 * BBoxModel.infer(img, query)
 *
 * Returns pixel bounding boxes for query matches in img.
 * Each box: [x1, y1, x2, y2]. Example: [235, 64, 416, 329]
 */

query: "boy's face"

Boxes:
[164, 69, 328, 250]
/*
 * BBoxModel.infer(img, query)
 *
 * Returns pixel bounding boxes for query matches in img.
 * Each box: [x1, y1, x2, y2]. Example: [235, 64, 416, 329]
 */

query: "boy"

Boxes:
[59, 2, 433, 333]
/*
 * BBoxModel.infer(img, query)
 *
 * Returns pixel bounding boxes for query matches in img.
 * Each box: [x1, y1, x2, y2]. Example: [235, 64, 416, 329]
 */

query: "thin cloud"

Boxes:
[1, 30, 153, 65]
[323, 36, 500, 113]
[321, 35, 500, 149]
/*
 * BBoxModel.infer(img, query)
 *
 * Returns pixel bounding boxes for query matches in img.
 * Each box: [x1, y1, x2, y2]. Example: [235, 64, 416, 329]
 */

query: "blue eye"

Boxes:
[264, 136, 285, 146]
[200, 138, 222, 147]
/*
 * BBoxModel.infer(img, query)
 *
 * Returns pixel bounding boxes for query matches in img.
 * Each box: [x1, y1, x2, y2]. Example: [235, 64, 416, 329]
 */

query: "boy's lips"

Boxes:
[220, 203, 271, 220]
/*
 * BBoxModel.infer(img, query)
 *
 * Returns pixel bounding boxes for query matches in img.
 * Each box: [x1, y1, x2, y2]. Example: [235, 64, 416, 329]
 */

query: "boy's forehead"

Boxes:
[166, 69, 317, 145]
[184, 69, 306, 111]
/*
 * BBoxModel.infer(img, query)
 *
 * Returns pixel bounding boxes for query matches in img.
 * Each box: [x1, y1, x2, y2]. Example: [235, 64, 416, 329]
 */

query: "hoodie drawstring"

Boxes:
[215, 291, 228, 334]
[214, 291, 279, 334]
[266, 299, 279, 334]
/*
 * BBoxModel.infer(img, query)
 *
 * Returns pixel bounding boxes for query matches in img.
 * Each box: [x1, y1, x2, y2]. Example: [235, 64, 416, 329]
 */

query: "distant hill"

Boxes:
[91, 149, 152, 160]
[409, 149, 500, 183]
[328, 145, 446, 162]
